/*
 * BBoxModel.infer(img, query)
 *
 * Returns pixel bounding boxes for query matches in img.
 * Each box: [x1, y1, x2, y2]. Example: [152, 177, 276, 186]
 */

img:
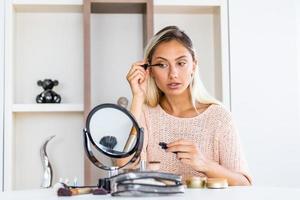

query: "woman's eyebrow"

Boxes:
[153, 56, 168, 61]
[154, 55, 188, 61]
[175, 55, 188, 61]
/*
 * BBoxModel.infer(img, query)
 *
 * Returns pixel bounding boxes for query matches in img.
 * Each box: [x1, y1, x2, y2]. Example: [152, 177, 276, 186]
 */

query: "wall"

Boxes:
[229, 0, 300, 187]
[90, 13, 144, 107]
[0, 0, 5, 191]
[297, 2, 300, 124]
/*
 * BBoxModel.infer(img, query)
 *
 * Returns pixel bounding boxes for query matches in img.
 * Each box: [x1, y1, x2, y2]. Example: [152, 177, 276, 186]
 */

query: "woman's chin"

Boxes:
[164, 88, 189, 97]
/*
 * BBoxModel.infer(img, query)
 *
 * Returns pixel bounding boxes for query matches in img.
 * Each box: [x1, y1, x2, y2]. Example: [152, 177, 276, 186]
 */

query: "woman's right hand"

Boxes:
[126, 61, 149, 100]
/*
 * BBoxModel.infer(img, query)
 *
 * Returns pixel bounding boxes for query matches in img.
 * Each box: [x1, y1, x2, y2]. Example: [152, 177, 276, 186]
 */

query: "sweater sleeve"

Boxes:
[215, 107, 252, 184]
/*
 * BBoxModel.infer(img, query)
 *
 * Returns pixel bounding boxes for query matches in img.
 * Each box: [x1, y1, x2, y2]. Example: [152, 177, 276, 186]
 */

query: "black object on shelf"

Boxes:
[36, 79, 61, 103]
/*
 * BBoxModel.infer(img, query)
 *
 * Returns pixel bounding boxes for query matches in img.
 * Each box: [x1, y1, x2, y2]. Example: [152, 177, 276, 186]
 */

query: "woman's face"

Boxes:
[150, 40, 196, 97]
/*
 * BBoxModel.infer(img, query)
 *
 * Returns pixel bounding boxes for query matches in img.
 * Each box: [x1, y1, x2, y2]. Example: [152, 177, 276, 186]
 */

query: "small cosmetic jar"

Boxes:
[206, 178, 228, 189]
[186, 176, 207, 188]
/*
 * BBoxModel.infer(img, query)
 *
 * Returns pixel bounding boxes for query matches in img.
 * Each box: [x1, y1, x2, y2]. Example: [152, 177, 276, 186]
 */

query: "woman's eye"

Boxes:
[159, 64, 168, 68]
[178, 62, 186, 67]
[155, 63, 168, 68]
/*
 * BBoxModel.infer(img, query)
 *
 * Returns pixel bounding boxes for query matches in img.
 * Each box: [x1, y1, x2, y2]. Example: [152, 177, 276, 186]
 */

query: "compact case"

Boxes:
[109, 171, 184, 196]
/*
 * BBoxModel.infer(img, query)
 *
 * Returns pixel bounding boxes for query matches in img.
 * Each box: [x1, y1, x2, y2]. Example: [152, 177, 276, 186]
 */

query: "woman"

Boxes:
[126, 26, 252, 186]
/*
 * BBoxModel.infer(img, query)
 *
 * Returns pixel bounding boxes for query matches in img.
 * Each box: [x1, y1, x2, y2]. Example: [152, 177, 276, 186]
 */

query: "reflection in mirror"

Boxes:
[88, 107, 137, 154]
[87, 132, 139, 172]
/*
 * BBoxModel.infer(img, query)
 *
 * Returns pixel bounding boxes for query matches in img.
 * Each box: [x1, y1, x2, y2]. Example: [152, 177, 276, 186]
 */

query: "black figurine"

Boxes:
[36, 79, 61, 103]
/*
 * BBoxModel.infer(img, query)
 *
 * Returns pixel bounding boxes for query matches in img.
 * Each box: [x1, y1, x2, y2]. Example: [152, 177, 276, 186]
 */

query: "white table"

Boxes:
[1, 187, 300, 200]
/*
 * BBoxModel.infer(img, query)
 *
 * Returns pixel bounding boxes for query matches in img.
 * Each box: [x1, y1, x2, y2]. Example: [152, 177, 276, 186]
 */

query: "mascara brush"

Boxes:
[140, 63, 167, 70]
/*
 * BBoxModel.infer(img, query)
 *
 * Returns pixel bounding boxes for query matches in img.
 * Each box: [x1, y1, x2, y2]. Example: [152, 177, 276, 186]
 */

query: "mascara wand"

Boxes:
[140, 63, 167, 70]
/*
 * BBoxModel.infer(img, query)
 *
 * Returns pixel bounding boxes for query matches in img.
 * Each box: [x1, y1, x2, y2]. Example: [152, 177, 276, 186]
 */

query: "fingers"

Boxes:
[127, 61, 149, 84]
[166, 145, 195, 154]
[163, 139, 208, 172]
[166, 139, 197, 153]
[167, 139, 193, 147]
[127, 67, 147, 81]
[127, 61, 148, 77]
[176, 152, 192, 160]
[179, 158, 192, 165]
[175, 153, 194, 167]
[127, 70, 146, 84]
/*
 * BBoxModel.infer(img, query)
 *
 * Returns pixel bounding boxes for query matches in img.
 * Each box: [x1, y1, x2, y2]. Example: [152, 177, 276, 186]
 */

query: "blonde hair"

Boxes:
[144, 26, 220, 107]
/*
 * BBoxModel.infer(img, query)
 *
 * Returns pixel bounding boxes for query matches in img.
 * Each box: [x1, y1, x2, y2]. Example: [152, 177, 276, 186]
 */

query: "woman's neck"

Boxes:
[160, 90, 195, 117]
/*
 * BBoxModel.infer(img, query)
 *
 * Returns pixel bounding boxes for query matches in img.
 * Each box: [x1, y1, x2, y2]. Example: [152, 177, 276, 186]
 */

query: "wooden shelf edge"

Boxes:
[12, 0, 83, 13]
[154, 0, 222, 6]
[12, 0, 83, 6]
[91, 0, 147, 3]
[12, 104, 84, 112]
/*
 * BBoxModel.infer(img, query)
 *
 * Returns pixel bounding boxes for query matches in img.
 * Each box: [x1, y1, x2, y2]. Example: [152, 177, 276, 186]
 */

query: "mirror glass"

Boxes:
[86, 105, 139, 158]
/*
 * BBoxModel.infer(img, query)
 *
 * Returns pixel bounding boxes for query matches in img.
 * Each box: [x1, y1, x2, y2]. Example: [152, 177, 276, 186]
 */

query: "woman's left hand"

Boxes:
[166, 139, 211, 173]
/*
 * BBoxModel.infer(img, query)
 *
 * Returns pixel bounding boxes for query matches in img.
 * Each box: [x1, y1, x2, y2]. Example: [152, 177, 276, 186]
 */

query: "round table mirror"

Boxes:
[83, 103, 143, 171]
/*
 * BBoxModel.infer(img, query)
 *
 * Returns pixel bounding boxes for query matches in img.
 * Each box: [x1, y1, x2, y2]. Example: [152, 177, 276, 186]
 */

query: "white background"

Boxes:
[229, 0, 300, 187]
[1, 0, 300, 190]
[0, 0, 5, 191]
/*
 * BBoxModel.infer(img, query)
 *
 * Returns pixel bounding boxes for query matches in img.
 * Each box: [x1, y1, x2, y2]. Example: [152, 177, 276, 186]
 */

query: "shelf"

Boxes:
[12, 104, 84, 112]
[13, 8, 83, 104]
[14, 112, 84, 190]
[154, 5, 218, 14]
[154, 0, 222, 14]
[91, 0, 148, 13]
[154, 0, 223, 6]
[13, 0, 83, 12]
[13, 0, 83, 6]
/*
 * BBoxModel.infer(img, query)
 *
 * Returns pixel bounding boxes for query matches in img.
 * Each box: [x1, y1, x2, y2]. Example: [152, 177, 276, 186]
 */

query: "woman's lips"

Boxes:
[167, 83, 181, 89]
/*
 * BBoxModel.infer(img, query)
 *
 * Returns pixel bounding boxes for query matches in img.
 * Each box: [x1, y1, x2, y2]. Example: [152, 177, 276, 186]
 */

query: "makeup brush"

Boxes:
[123, 127, 137, 152]
[99, 136, 117, 150]
[54, 182, 93, 196]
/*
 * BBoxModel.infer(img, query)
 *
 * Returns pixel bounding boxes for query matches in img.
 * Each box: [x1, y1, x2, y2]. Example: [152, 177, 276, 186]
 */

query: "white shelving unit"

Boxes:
[3, 0, 230, 191]
[12, 0, 82, 4]
[12, 104, 84, 112]
[4, 0, 84, 191]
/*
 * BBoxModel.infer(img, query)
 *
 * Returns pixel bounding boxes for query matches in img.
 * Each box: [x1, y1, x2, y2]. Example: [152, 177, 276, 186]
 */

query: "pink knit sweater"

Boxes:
[140, 104, 251, 182]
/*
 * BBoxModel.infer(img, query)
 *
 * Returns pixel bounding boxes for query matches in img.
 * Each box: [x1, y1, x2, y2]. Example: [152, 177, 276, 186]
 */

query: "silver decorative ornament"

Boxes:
[40, 135, 55, 188]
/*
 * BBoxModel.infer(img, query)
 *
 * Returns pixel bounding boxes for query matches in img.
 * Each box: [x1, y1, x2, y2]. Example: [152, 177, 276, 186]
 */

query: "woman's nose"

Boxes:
[168, 64, 178, 79]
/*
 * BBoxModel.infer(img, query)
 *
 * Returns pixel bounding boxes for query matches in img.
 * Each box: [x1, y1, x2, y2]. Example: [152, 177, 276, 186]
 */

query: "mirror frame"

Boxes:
[83, 103, 144, 171]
